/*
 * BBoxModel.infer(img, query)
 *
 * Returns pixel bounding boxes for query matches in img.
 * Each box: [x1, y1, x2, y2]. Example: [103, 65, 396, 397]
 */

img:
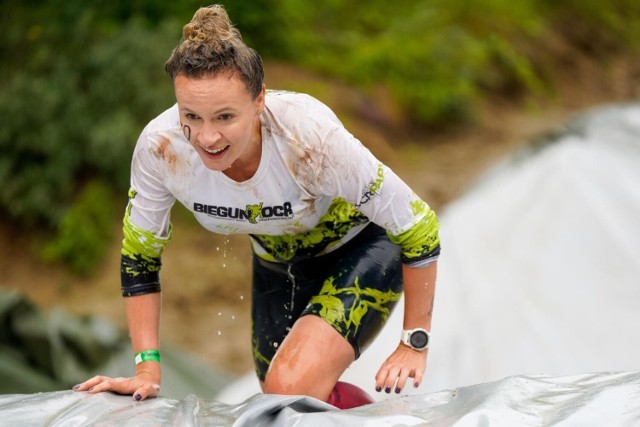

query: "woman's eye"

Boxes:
[219, 114, 233, 121]
[185, 113, 199, 120]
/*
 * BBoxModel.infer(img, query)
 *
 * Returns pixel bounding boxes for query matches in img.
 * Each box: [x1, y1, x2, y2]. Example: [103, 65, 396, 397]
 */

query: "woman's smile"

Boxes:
[201, 144, 230, 157]
[174, 73, 265, 180]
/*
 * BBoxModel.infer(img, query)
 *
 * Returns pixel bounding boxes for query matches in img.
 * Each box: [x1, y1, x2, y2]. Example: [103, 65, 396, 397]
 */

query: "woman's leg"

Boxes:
[263, 315, 354, 400]
[256, 224, 403, 400]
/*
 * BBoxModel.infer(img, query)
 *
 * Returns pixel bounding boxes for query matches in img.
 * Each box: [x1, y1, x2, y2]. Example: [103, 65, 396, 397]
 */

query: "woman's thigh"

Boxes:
[251, 223, 404, 381]
[262, 314, 354, 399]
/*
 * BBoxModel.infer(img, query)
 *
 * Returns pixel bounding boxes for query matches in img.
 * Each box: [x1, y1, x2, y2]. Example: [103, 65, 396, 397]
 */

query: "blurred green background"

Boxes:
[1, 0, 639, 275]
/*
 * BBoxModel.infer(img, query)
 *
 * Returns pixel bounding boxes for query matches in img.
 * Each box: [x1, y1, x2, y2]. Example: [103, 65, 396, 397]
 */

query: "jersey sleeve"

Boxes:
[120, 126, 175, 296]
[312, 118, 440, 266]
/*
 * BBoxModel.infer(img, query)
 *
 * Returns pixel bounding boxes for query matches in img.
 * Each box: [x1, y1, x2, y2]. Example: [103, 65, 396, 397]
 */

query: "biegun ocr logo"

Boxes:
[194, 201, 293, 224]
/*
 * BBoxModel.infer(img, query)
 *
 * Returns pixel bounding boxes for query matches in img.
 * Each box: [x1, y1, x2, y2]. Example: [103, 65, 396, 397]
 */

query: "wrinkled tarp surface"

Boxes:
[1, 370, 639, 426]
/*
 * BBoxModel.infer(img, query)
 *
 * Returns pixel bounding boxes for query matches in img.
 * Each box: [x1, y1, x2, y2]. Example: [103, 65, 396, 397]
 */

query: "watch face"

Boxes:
[410, 330, 429, 349]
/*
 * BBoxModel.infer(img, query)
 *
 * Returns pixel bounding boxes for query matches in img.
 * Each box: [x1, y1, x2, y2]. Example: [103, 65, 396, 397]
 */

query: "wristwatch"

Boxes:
[401, 328, 430, 351]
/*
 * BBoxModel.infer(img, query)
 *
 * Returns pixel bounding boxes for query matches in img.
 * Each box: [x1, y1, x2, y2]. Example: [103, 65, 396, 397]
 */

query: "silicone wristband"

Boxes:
[134, 350, 161, 365]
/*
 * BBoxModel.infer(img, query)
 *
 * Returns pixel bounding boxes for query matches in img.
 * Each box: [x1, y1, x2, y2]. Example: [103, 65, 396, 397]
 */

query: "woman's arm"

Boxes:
[401, 261, 437, 333]
[375, 261, 437, 393]
[73, 293, 162, 401]
[125, 292, 162, 385]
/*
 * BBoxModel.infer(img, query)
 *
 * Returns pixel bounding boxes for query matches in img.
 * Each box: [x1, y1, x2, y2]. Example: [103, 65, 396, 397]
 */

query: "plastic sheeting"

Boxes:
[1, 370, 640, 426]
[419, 102, 640, 392]
[217, 102, 640, 403]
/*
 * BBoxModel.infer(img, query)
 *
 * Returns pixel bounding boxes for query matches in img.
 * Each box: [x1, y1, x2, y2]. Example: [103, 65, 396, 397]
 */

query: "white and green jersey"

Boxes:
[121, 91, 439, 295]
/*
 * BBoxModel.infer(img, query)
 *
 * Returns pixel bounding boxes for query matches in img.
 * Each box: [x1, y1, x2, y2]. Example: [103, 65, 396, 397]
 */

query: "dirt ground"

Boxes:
[2, 53, 638, 376]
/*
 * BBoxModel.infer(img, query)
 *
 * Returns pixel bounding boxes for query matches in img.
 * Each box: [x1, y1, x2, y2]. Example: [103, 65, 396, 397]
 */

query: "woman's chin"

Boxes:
[197, 154, 230, 172]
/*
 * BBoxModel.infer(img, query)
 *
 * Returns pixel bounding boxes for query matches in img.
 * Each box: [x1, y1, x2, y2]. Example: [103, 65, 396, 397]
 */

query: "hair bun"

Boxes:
[165, 4, 264, 97]
[183, 5, 241, 50]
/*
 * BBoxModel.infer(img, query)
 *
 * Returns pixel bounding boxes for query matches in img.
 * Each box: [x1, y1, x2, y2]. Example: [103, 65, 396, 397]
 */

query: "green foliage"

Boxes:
[0, 0, 179, 273]
[258, 0, 549, 122]
[42, 181, 115, 276]
[539, 0, 640, 51]
[1, 0, 638, 274]
[250, 0, 638, 123]
[0, 2, 177, 227]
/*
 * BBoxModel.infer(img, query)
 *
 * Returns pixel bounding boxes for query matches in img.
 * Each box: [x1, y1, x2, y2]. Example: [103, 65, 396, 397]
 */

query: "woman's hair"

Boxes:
[165, 5, 264, 99]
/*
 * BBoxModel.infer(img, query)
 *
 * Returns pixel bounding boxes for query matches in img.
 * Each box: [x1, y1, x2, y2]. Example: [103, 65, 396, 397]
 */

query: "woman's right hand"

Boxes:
[72, 370, 161, 401]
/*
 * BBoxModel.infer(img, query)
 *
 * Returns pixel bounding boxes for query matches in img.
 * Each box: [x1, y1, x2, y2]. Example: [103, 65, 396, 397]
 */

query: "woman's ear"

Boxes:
[256, 84, 266, 115]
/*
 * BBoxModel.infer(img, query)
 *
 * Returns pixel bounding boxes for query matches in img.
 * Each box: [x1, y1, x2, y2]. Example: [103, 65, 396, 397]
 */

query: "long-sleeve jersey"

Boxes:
[121, 91, 440, 296]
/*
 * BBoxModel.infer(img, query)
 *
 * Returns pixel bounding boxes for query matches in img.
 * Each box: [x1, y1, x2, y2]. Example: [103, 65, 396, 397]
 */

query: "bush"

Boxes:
[0, 4, 177, 224]
[259, 0, 638, 123]
[259, 0, 545, 123]
[0, 1, 178, 273]
[42, 181, 115, 276]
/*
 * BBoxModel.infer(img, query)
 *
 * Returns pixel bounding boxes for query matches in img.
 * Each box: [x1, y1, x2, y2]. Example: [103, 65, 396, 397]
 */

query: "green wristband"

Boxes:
[134, 350, 161, 365]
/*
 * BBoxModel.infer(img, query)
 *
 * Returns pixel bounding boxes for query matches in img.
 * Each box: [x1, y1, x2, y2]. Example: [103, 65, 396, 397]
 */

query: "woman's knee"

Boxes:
[262, 316, 354, 397]
[262, 362, 295, 395]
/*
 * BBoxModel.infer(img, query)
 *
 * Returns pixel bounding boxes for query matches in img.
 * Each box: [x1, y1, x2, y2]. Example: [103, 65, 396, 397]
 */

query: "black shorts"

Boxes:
[251, 223, 403, 381]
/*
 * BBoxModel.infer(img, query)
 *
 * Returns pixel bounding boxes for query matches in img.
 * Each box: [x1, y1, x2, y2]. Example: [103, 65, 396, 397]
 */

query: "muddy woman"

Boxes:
[73, 4, 440, 409]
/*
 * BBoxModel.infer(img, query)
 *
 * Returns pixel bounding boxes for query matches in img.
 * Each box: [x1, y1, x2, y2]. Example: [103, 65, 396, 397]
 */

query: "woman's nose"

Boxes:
[199, 123, 222, 145]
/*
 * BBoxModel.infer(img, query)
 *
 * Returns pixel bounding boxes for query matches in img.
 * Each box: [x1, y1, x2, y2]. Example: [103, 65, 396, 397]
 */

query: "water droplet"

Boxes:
[287, 264, 296, 311]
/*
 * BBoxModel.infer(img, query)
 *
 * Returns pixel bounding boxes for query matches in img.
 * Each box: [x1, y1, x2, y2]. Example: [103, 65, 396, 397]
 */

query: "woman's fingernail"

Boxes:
[88, 387, 94, 392]
[414, 382, 420, 388]
[385, 387, 391, 394]
[135, 394, 142, 401]
[72, 384, 81, 390]
[375, 386, 382, 392]
[395, 387, 401, 394]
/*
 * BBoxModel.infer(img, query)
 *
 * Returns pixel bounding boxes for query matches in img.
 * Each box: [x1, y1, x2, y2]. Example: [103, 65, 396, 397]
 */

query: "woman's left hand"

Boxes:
[375, 343, 427, 394]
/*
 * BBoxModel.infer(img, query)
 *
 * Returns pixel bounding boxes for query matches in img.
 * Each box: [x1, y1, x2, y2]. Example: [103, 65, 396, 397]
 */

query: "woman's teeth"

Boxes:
[204, 146, 227, 155]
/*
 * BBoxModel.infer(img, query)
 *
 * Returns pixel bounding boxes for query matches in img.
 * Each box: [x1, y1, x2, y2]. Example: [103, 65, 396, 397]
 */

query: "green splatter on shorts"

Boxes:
[251, 223, 403, 381]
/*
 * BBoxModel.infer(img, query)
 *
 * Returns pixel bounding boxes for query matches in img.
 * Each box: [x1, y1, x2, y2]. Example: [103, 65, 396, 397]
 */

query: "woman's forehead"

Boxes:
[174, 73, 252, 110]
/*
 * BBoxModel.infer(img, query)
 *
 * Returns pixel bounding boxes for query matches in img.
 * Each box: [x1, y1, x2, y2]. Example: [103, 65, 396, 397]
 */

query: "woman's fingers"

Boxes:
[132, 371, 161, 400]
[72, 375, 111, 392]
[413, 370, 424, 389]
[132, 383, 161, 401]
[375, 344, 427, 394]
[394, 367, 413, 393]
[89, 377, 134, 395]
[72, 375, 160, 401]
[375, 362, 401, 393]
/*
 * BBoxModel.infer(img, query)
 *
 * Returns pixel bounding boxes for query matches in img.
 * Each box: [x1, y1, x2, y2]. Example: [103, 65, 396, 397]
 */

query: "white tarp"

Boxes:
[415, 101, 640, 393]
[1, 370, 639, 426]
[218, 103, 640, 403]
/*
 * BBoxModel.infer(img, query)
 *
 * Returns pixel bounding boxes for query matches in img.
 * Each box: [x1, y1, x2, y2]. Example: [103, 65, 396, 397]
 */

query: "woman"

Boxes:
[74, 4, 440, 409]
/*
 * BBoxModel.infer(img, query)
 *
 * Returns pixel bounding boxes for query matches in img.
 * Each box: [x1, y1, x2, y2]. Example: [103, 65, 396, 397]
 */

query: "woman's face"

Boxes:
[174, 72, 265, 174]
